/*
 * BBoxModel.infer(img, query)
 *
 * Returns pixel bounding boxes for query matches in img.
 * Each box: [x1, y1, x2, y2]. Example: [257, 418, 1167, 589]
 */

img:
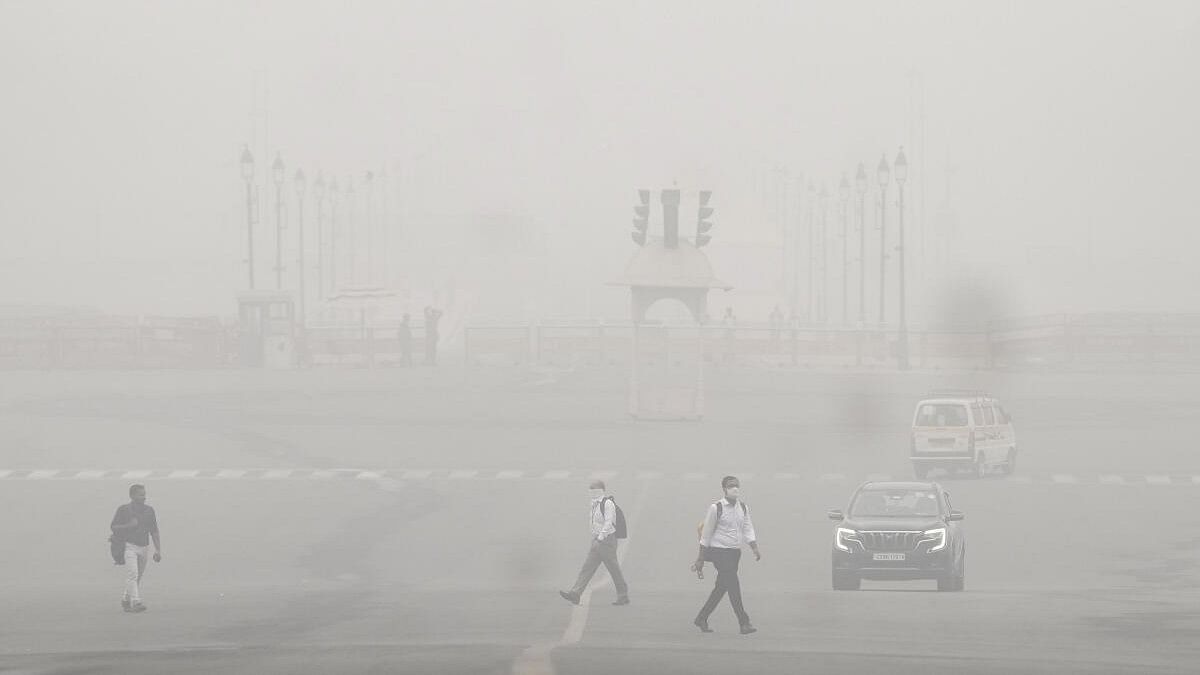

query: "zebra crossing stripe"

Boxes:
[402, 470, 434, 480]
[448, 470, 478, 480]
[216, 469, 246, 479]
[1146, 475, 1171, 485]
[263, 469, 292, 479]
[1099, 475, 1125, 485]
[168, 470, 199, 479]
[355, 471, 382, 480]
[28, 470, 59, 480]
[123, 470, 151, 479]
[76, 470, 108, 479]
[542, 470, 571, 480]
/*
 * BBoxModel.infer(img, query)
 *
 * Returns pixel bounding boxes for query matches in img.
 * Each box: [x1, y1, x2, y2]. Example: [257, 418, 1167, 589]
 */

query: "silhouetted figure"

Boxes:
[560, 480, 629, 606]
[692, 475, 759, 634]
[424, 306, 443, 366]
[109, 484, 162, 613]
[397, 313, 413, 367]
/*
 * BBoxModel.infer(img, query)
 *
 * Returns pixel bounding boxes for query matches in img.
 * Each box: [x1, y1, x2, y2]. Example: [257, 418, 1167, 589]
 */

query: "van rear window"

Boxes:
[916, 404, 968, 427]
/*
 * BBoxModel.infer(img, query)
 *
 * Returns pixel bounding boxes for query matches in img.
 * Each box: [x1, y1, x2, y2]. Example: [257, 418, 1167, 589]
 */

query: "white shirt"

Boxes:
[590, 495, 616, 541]
[699, 498, 756, 549]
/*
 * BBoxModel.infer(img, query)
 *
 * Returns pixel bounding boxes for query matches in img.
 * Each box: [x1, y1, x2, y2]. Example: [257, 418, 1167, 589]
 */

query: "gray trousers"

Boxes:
[569, 537, 628, 598]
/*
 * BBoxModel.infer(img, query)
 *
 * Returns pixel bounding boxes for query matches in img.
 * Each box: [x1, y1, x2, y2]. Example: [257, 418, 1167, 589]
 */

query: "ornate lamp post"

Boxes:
[895, 146, 910, 370]
[239, 146, 255, 289]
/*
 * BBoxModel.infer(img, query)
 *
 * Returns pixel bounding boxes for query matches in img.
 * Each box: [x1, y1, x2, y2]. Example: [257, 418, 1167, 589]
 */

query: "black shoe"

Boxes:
[693, 617, 713, 633]
[559, 591, 580, 605]
[612, 596, 630, 606]
[739, 623, 757, 635]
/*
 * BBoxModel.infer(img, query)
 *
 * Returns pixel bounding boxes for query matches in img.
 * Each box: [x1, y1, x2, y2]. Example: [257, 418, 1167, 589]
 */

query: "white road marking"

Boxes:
[310, 470, 337, 479]
[497, 470, 524, 479]
[1052, 474, 1078, 484]
[402, 469, 433, 480]
[355, 471, 382, 480]
[168, 470, 199, 479]
[1099, 475, 1125, 485]
[122, 470, 151, 479]
[28, 470, 59, 479]
[1146, 475, 1171, 485]
[448, 470, 478, 480]
[216, 469, 246, 479]
[76, 470, 108, 479]
[263, 469, 292, 479]
[542, 470, 570, 480]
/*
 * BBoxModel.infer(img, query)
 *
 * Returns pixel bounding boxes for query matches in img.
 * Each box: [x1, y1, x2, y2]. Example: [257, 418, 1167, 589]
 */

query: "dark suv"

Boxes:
[828, 481, 965, 591]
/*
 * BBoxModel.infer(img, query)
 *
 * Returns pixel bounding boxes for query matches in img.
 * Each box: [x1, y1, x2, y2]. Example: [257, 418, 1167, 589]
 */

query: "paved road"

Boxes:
[1, 367, 1198, 673]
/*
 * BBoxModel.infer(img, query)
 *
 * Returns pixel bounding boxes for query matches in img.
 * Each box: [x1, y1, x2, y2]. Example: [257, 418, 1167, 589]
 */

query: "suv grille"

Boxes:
[857, 531, 922, 551]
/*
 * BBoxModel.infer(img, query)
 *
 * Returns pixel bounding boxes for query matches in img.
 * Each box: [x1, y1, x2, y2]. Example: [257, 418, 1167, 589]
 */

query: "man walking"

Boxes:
[423, 305, 443, 366]
[559, 480, 629, 606]
[692, 475, 759, 634]
[110, 484, 161, 613]
[397, 313, 413, 367]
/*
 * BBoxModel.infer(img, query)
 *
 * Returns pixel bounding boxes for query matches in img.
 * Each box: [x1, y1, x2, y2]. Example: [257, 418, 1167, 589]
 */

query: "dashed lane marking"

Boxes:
[1, 469, 1197, 486]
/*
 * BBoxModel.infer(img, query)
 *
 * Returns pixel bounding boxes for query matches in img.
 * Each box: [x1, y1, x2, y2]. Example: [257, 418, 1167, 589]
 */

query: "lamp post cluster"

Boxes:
[239, 146, 388, 327]
[791, 146, 911, 369]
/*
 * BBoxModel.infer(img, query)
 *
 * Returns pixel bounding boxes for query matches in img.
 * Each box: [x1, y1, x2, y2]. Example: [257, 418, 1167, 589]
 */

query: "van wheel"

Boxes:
[1001, 448, 1017, 475]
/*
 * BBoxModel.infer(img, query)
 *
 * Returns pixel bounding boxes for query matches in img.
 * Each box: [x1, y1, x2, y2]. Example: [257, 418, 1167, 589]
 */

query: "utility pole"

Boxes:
[896, 147, 910, 370]
[839, 175, 850, 325]
[877, 154, 890, 328]
[240, 146, 255, 290]
[272, 153, 285, 290]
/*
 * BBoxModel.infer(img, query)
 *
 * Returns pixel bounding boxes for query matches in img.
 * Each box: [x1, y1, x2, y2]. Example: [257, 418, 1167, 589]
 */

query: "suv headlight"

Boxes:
[921, 527, 947, 552]
[835, 527, 859, 552]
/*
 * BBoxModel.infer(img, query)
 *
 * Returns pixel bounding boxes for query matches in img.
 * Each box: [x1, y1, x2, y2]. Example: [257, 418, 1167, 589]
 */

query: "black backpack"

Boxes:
[599, 496, 627, 539]
[715, 500, 748, 520]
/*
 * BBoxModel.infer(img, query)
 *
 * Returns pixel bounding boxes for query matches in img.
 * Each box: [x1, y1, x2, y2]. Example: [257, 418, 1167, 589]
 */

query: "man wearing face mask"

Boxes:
[692, 475, 759, 634]
[559, 480, 629, 606]
[109, 483, 162, 613]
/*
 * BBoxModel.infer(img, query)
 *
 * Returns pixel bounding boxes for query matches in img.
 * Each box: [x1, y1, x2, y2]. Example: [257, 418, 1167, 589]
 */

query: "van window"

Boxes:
[984, 406, 996, 425]
[916, 404, 968, 427]
[971, 404, 983, 426]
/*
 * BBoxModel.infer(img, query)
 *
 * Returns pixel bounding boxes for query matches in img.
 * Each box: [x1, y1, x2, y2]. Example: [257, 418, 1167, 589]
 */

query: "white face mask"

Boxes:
[724, 487, 740, 500]
[590, 489, 605, 500]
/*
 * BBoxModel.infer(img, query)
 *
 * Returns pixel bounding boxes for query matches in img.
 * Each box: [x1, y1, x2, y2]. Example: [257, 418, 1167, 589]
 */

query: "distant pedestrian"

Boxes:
[397, 313, 413, 367]
[692, 475, 759, 634]
[559, 480, 629, 606]
[424, 306, 443, 366]
[109, 484, 162, 613]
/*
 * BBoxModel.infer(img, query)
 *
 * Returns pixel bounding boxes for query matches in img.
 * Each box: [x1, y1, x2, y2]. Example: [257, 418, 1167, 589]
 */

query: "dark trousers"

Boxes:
[697, 547, 749, 626]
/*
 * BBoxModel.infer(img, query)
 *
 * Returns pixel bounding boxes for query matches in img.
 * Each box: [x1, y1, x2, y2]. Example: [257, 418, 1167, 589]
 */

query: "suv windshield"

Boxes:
[915, 403, 968, 427]
[851, 489, 941, 518]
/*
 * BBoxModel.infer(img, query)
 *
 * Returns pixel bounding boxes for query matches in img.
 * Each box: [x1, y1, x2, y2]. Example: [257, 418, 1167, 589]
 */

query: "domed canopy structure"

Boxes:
[610, 239, 731, 324]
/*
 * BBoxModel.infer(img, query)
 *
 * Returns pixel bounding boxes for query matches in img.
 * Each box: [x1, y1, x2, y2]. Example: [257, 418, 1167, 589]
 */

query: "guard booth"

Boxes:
[236, 291, 296, 368]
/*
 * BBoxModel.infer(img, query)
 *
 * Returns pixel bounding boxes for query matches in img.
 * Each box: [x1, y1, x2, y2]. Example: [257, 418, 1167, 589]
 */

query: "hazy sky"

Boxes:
[2, 1, 1198, 317]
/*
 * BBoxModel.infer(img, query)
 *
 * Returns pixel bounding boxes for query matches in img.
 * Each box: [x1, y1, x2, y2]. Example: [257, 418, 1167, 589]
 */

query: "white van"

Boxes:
[910, 391, 1017, 479]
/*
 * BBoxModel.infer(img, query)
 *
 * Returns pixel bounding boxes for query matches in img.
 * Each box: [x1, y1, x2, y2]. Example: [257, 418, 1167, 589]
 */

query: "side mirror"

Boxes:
[827, 509, 844, 521]
[947, 511, 964, 522]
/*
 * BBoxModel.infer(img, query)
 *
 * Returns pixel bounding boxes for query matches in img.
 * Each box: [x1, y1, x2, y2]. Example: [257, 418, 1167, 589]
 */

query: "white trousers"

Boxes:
[123, 542, 148, 603]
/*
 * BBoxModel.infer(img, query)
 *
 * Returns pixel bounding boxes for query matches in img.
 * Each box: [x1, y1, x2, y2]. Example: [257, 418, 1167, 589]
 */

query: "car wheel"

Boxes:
[832, 571, 860, 591]
[1001, 448, 1017, 475]
[913, 464, 929, 480]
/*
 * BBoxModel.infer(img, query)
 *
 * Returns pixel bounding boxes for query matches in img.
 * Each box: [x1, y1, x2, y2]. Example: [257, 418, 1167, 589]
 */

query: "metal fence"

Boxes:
[2, 312, 1198, 369]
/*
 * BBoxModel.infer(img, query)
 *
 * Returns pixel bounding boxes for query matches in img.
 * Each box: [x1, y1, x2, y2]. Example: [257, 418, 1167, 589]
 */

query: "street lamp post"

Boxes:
[272, 153, 285, 290]
[328, 178, 340, 295]
[364, 170, 374, 285]
[839, 175, 850, 325]
[877, 154, 890, 328]
[345, 178, 356, 285]
[855, 162, 868, 365]
[240, 146, 255, 290]
[806, 182, 815, 324]
[294, 169, 307, 325]
[895, 147, 911, 370]
[313, 173, 326, 307]
[819, 185, 829, 323]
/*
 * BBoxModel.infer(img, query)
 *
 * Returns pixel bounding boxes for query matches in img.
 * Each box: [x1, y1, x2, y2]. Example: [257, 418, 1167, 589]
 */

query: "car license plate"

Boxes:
[873, 553, 905, 561]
